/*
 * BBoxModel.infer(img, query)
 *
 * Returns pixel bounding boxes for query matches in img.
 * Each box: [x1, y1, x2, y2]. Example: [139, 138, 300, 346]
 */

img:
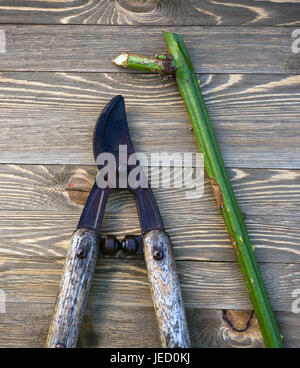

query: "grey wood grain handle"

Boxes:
[46, 228, 99, 348]
[143, 230, 191, 348]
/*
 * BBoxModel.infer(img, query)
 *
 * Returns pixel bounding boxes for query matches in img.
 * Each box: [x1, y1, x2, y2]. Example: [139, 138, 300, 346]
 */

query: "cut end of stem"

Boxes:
[112, 52, 174, 74]
[112, 53, 129, 67]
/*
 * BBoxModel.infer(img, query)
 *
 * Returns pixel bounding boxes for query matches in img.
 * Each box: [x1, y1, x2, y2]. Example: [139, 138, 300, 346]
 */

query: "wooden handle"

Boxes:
[46, 228, 99, 348]
[143, 230, 191, 348]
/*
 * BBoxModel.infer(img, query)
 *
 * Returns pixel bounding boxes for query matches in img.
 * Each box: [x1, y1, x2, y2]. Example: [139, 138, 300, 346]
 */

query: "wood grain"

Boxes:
[46, 228, 99, 348]
[1, 256, 299, 312]
[0, 164, 299, 217]
[0, 163, 299, 263]
[0, 72, 300, 168]
[143, 230, 190, 347]
[0, 0, 298, 26]
[5, 302, 300, 348]
[79, 307, 298, 348]
[0, 26, 298, 74]
[1, 210, 300, 264]
[0, 0, 299, 349]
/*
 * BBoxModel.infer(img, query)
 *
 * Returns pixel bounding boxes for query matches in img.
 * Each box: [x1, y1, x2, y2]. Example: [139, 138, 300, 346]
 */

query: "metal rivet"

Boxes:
[101, 235, 120, 255]
[153, 249, 164, 261]
[76, 248, 87, 259]
[55, 343, 66, 348]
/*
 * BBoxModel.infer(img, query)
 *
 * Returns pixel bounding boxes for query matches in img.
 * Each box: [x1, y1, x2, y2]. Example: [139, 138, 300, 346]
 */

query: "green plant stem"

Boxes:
[112, 52, 169, 73]
[112, 32, 283, 348]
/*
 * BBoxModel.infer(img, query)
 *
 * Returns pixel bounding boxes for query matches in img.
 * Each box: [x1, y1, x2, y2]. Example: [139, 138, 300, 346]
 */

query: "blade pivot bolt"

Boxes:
[101, 235, 121, 255]
[121, 235, 139, 255]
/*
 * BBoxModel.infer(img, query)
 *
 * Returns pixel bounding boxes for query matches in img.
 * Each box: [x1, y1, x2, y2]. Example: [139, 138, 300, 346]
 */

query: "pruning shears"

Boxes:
[46, 95, 190, 348]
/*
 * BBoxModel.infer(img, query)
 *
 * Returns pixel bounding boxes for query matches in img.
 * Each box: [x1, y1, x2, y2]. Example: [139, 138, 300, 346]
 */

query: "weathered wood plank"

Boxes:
[0, 164, 299, 262]
[3, 301, 299, 348]
[4, 303, 299, 348]
[79, 307, 298, 348]
[0, 164, 299, 216]
[0, 0, 298, 26]
[0, 303, 270, 347]
[0, 26, 297, 73]
[0, 3, 298, 349]
[0, 72, 300, 168]
[1, 256, 299, 311]
[1, 210, 300, 263]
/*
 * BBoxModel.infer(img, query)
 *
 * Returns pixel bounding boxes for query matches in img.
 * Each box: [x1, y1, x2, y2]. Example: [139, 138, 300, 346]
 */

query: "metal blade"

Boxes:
[78, 95, 164, 235]
[76, 182, 111, 232]
[93, 95, 135, 161]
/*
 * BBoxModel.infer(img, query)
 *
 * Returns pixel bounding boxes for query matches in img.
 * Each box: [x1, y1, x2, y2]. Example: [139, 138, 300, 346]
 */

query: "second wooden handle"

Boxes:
[46, 228, 99, 348]
[143, 230, 191, 348]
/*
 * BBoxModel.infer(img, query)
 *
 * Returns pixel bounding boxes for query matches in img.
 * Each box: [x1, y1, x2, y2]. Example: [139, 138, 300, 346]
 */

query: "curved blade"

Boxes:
[78, 95, 135, 233]
[93, 95, 135, 161]
[78, 95, 164, 235]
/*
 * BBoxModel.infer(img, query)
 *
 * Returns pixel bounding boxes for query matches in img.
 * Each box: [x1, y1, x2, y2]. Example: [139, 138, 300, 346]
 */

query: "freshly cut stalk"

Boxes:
[112, 52, 174, 74]
[112, 32, 283, 348]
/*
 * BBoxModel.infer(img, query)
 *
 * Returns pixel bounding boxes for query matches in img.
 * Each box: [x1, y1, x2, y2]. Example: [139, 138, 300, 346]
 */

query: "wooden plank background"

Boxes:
[0, 0, 300, 348]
